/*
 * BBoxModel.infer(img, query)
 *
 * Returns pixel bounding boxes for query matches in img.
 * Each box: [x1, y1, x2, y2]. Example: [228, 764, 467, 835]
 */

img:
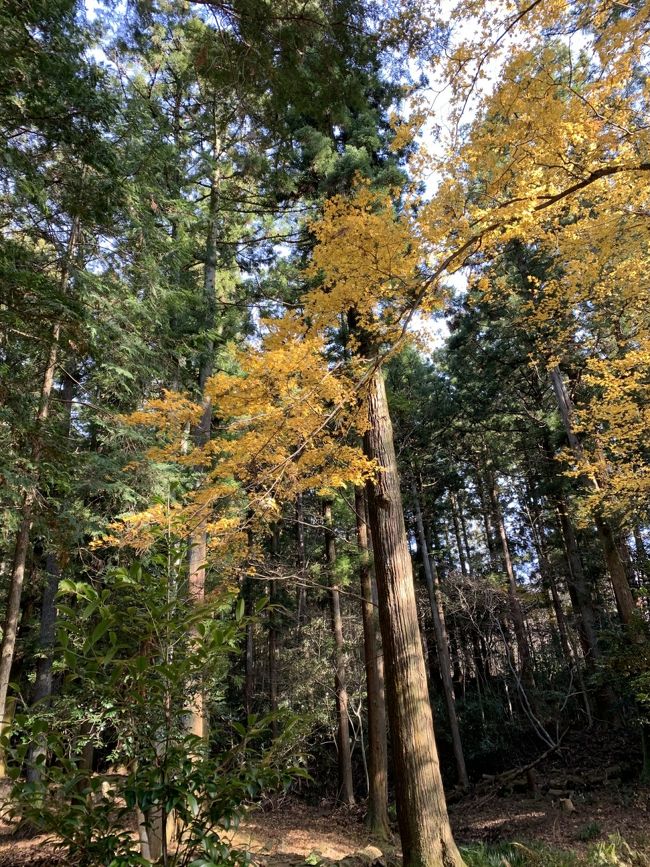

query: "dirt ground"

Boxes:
[0, 787, 648, 866]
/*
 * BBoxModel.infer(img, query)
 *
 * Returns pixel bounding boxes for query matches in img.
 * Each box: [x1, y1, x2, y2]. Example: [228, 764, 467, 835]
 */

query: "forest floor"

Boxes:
[0, 787, 648, 866]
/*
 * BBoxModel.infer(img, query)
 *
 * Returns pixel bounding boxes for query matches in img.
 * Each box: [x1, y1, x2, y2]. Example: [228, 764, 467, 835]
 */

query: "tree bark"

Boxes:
[323, 498, 355, 806]
[411, 480, 469, 789]
[363, 366, 464, 867]
[354, 487, 389, 838]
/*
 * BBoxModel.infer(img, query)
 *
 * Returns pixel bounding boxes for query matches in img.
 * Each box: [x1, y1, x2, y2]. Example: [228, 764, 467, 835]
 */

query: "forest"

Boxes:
[0, 0, 649, 865]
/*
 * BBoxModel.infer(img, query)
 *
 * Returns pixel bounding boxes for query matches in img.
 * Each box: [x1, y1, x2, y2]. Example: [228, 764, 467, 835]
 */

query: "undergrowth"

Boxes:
[460, 835, 650, 867]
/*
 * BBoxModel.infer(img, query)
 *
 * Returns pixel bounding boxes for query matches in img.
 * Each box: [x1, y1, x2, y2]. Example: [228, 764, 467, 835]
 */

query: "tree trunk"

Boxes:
[296, 494, 308, 625]
[26, 369, 77, 784]
[411, 480, 469, 789]
[476, 470, 499, 572]
[458, 496, 473, 575]
[187, 156, 222, 740]
[268, 524, 280, 738]
[449, 493, 468, 577]
[354, 487, 389, 838]
[244, 577, 255, 718]
[551, 495, 601, 665]
[363, 366, 464, 867]
[529, 503, 593, 725]
[487, 470, 533, 688]
[550, 365, 637, 626]
[0, 322, 61, 744]
[323, 498, 355, 806]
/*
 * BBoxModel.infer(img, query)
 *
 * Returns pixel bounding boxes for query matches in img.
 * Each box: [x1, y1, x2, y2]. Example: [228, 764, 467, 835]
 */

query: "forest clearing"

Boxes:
[1, 0, 649, 864]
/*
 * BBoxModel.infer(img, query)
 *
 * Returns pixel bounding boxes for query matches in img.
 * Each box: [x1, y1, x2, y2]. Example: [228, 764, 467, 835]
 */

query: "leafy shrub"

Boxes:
[2, 554, 306, 866]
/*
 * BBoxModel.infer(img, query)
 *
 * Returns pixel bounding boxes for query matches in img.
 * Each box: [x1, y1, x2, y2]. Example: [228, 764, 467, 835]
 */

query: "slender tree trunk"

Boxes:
[411, 481, 469, 789]
[323, 498, 355, 806]
[531, 506, 593, 727]
[448, 628, 463, 689]
[553, 496, 601, 665]
[187, 155, 222, 740]
[354, 487, 389, 838]
[243, 523, 255, 717]
[633, 527, 649, 600]
[296, 494, 308, 625]
[27, 371, 75, 749]
[458, 496, 473, 575]
[0, 322, 61, 744]
[244, 577, 255, 718]
[550, 366, 637, 626]
[363, 366, 464, 867]
[487, 470, 533, 688]
[449, 493, 468, 577]
[268, 525, 280, 738]
[476, 470, 499, 571]
[0, 211, 79, 741]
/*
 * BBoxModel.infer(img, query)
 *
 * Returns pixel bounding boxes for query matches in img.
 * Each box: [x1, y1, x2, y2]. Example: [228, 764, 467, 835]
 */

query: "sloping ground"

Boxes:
[450, 787, 650, 852]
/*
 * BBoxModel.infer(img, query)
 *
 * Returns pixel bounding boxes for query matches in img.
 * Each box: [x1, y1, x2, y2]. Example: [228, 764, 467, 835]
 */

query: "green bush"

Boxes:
[2, 554, 306, 866]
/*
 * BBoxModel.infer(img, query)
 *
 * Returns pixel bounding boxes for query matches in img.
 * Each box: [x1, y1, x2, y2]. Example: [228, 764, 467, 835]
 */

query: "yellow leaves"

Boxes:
[110, 307, 377, 558]
[126, 390, 203, 432]
[388, 110, 427, 153]
[307, 183, 423, 340]
[573, 343, 650, 522]
[121, 390, 202, 464]
[102, 501, 186, 552]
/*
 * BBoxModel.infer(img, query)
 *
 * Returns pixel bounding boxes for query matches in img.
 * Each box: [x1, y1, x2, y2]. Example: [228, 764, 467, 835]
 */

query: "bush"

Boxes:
[2, 554, 306, 866]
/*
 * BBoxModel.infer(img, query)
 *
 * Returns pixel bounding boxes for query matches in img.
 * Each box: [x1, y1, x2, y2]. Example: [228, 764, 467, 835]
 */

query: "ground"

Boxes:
[0, 787, 648, 866]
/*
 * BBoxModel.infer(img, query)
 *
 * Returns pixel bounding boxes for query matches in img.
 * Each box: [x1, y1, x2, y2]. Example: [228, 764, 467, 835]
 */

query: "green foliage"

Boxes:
[3, 554, 306, 866]
[461, 837, 650, 867]
[578, 823, 603, 843]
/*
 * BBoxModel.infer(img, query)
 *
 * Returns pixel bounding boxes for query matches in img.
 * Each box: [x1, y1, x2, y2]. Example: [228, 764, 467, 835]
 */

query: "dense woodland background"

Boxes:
[0, 0, 649, 865]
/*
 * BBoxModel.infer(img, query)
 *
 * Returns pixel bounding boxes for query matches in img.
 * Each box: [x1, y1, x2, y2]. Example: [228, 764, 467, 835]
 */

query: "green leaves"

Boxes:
[7, 552, 303, 866]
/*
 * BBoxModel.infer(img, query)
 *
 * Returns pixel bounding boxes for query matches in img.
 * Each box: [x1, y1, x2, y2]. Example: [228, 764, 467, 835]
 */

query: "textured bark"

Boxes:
[324, 499, 355, 806]
[244, 524, 255, 717]
[354, 487, 389, 838]
[634, 527, 649, 593]
[363, 367, 464, 867]
[411, 481, 468, 788]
